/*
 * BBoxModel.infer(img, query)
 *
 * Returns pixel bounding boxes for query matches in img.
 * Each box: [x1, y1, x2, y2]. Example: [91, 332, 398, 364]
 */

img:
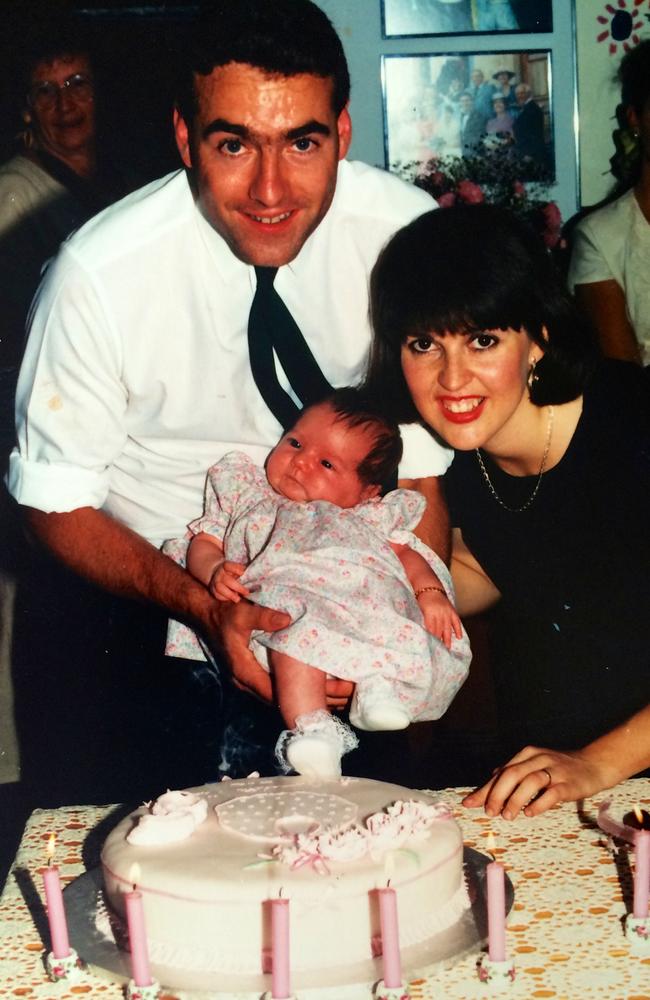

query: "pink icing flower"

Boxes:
[457, 179, 484, 204]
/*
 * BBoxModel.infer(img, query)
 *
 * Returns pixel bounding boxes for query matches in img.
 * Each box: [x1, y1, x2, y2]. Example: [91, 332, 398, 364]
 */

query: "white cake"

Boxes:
[100, 774, 468, 989]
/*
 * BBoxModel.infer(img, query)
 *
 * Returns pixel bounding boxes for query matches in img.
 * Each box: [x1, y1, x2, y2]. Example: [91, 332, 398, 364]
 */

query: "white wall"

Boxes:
[318, 0, 579, 223]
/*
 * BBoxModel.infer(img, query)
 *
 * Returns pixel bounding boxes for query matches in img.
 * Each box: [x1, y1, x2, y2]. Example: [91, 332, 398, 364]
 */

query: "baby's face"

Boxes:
[266, 403, 380, 508]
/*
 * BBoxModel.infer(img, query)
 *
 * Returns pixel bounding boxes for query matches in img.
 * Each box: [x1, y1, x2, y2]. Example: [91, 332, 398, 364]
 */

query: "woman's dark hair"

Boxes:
[620, 39, 650, 115]
[303, 387, 402, 493]
[20, 17, 94, 95]
[366, 204, 599, 422]
[176, 0, 350, 124]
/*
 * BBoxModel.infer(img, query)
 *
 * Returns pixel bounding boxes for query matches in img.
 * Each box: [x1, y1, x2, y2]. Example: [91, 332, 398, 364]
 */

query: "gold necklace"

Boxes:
[475, 406, 554, 512]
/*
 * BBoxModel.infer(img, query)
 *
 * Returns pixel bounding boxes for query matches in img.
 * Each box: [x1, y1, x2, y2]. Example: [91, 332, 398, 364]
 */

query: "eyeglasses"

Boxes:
[28, 73, 94, 110]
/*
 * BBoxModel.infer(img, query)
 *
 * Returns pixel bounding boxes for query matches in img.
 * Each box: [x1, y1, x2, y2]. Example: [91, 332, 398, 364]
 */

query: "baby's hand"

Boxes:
[417, 588, 463, 650]
[209, 561, 250, 603]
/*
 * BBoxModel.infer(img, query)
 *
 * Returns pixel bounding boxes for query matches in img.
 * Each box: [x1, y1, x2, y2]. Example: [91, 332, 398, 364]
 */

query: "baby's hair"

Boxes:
[310, 387, 403, 492]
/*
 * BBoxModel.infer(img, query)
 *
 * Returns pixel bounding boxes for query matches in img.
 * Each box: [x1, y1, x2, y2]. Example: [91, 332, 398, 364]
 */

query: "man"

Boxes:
[7, 0, 450, 801]
[512, 82, 547, 167]
[458, 92, 486, 158]
[468, 69, 495, 123]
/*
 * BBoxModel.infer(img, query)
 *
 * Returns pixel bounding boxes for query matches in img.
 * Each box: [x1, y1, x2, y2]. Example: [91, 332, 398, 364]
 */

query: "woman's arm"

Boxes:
[450, 528, 501, 616]
[463, 702, 650, 820]
[573, 280, 642, 364]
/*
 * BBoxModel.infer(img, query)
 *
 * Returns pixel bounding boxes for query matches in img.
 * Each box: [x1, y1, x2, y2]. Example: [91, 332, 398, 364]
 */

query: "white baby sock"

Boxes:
[349, 677, 410, 732]
[276, 710, 358, 779]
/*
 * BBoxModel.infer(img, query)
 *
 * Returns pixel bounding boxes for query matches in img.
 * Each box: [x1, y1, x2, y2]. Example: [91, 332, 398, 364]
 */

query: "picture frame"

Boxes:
[382, 49, 554, 182]
[382, 0, 553, 39]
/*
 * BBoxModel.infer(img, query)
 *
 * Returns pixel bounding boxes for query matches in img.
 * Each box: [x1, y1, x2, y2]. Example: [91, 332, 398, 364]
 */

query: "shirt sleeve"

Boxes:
[7, 247, 127, 512]
[567, 219, 615, 290]
[397, 421, 454, 479]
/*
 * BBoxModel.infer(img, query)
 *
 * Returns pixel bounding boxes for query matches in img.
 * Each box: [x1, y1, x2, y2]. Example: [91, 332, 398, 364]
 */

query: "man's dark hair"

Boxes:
[176, 0, 350, 123]
[305, 387, 402, 494]
[367, 204, 600, 422]
[620, 39, 650, 115]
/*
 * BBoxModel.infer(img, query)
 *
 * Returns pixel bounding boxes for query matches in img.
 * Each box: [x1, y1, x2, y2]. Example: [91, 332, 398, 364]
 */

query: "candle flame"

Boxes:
[634, 804, 644, 825]
[46, 833, 56, 863]
[486, 831, 497, 858]
[128, 862, 141, 889]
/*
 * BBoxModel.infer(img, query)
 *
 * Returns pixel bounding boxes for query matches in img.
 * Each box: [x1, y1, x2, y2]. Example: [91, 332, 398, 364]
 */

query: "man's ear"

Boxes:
[173, 107, 193, 169]
[336, 104, 352, 161]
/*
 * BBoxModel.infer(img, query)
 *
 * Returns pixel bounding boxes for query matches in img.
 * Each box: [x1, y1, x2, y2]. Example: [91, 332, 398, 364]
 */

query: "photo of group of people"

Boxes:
[383, 49, 553, 179]
[383, 0, 553, 37]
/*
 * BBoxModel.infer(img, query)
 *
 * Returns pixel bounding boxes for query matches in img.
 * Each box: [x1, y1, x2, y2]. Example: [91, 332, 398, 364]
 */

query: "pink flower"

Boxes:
[437, 191, 456, 208]
[457, 179, 484, 204]
[513, 180, 526, 197]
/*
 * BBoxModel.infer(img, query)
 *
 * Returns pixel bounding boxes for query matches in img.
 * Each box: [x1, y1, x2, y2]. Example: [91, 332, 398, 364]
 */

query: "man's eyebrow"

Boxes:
[202, 119, 249, 140]
[286, 120, 331, 140]
[202, 118, 332, 143]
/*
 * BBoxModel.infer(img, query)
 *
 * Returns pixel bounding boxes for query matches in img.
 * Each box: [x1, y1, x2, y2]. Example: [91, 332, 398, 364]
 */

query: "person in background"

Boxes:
[569, 40, 650, 366]
[484, 94, 514, 148]
[6, 0, 448, 805]
[0, 19, 127, 467]
[367, 204, 650, 820]
[512, 83, 546, 166]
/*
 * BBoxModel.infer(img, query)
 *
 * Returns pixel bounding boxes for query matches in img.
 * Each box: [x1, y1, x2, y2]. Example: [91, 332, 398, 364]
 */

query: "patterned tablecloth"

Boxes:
[2, 779, 650, 1000]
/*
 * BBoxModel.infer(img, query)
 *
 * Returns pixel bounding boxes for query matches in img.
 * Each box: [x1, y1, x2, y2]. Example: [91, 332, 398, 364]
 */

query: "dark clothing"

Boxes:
[512, 99, 546, 163]
[445, 361, 650, 757]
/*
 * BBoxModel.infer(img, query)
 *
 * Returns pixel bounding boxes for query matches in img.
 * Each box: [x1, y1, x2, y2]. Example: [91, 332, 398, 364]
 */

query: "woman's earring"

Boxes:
[527, 358, 539, 391]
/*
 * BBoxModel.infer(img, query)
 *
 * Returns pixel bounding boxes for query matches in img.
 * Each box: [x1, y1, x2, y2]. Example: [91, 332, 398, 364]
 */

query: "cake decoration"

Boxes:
[126, 789, 208, 845]
[45, 946, 84, 982]
[263, 798, 452, 871]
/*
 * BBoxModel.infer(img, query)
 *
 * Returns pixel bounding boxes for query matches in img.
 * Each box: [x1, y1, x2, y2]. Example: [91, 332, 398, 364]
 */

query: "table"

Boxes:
[2, 779, 650, 1000]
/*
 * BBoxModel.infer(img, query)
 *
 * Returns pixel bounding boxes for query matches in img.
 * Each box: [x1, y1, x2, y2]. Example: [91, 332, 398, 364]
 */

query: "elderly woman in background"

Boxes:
[569, 40, 650, 366]
[0, 19, 126, 464]
[367, 204, 650, 819]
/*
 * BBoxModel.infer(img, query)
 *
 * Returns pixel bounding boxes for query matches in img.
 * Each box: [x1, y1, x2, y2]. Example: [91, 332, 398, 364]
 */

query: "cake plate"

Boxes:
[64, 848, 513, 999]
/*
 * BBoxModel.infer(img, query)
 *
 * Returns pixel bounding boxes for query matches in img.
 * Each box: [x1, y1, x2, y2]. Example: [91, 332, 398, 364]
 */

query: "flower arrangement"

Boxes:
[394, 146, 563, 251]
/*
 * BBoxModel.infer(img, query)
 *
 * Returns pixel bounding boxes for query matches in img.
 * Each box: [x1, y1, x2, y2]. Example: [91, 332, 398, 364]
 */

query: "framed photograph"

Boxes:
[382, 50, 554, 181]
[382, 0, 553, 39]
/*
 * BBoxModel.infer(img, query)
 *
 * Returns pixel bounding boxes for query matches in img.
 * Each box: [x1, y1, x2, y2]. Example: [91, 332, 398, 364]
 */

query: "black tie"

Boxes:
[247, 266, 332, 430]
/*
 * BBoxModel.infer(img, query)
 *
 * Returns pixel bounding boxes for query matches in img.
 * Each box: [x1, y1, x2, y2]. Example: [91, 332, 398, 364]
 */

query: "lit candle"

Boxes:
[377, 883, 402, 989]
[633, 829, 650, 919]
[125, 864, 152, 987]
[270, 892, 291, 999]
[42, 834, 71, 959]
[486, 834, 506, 963]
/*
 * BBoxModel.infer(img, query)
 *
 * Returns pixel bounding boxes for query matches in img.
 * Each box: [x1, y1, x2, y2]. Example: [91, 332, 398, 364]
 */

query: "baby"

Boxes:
[164, 389, 470, 778]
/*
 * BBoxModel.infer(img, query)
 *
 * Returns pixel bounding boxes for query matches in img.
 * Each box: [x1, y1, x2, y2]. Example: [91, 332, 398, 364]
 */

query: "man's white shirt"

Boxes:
[8, 160, 451, 546]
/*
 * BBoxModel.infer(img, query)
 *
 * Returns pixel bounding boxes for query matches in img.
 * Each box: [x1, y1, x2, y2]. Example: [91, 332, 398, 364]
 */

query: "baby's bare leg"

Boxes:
[269, 650, 327, 729]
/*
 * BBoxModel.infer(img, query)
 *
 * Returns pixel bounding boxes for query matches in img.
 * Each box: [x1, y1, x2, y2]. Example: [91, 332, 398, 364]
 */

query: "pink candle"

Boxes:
[486, 860, 507, 962]
[42, 856, 71, 959]
[270, 896, 291, 999]
[125, 886, 152, 986]
[377, 885, 402, 989]
[633, 830, 650, 919]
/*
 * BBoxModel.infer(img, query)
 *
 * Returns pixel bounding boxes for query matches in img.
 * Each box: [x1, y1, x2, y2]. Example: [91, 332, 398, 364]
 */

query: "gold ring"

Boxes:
[541, 767, 552, 786]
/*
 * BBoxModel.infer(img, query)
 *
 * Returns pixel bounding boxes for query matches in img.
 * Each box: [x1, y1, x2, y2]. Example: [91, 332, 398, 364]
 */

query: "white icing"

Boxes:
[102, 776, 467, 978]
[126, 788, 208, 844]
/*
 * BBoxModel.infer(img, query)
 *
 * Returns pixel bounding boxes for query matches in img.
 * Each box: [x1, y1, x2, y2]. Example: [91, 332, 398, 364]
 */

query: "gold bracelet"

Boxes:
[414, 585, 446, 599]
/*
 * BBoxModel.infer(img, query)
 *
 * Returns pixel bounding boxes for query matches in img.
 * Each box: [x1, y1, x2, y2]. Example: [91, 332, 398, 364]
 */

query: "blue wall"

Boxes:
[319, 0, 578, 224]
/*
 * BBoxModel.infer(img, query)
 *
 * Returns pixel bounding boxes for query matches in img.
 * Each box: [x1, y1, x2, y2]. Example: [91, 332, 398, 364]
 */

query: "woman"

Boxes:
[0, 22, 126, 461]
[367, 203, 650, 819]
[485, 95, 514, 147]
[569, 40, 650, 365]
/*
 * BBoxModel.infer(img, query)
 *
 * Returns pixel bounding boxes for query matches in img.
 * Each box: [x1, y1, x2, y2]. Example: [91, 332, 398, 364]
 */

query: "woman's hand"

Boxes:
[462, 745, 616, 820]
